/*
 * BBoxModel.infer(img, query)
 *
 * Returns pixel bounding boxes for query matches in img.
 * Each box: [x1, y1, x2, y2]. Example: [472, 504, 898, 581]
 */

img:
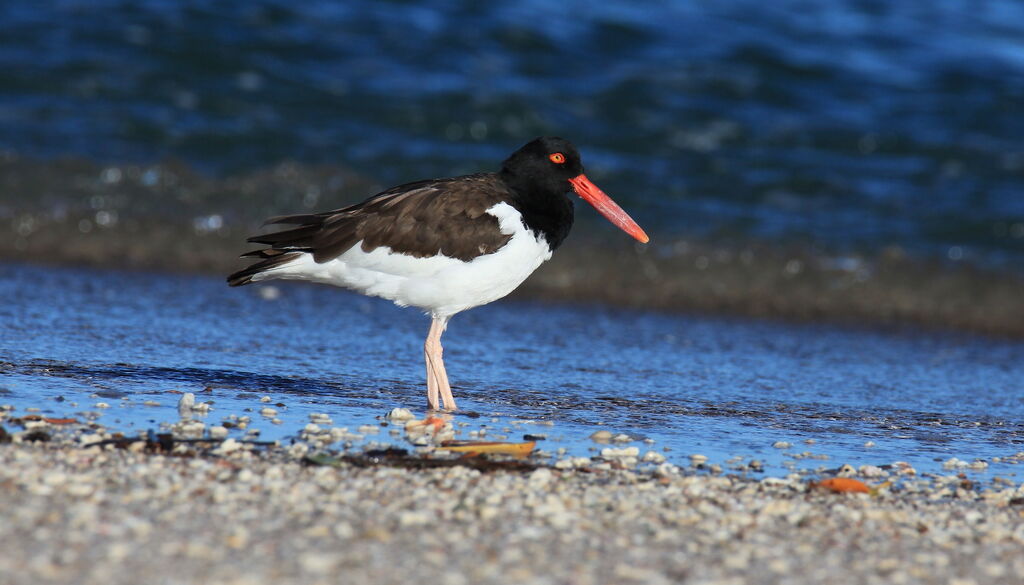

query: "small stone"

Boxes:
[79, 433, 102, 446]
[177, 393, 195, 415]
[689, 454, 708, 466]
[209, 426, 229, 439]
[641, 451, 666, 464]
[772, 441, 792, 449]
[589, 430, 614, 443]
[398, 511, 431, 527]
[260, 407, 277, 417]
[859, 465, 886, 478]
[654, 463, 681, 477]
[259, 396, 272, 403]
[529, 468, 553, 486]
[943, 457, 967, 470]
[893, 461, 917, 475]
[386, 407, 415, 421]
[95, 402, 111, 409]
[216, 438, 241, 455]
[601, 446, 640, 458]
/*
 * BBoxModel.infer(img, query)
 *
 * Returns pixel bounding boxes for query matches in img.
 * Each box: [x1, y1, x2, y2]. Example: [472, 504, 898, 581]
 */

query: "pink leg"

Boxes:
[424, 316, 456, 411]
[425, 349, 440, 411]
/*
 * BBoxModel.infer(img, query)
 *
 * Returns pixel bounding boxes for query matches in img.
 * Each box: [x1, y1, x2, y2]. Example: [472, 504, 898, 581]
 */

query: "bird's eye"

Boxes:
[549, 152, 566, 164]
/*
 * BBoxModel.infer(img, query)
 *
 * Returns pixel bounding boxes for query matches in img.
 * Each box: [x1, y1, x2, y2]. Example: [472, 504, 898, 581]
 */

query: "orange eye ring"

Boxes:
[549, 152, 566, 164]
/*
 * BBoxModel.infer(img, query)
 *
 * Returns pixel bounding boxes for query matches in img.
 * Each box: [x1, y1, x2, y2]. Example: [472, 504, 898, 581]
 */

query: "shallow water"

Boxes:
[3, 262, 1023, 477]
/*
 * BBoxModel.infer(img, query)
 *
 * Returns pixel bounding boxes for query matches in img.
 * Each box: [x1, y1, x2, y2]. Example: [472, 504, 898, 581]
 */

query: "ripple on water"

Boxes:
[1, 263, 1023, 477]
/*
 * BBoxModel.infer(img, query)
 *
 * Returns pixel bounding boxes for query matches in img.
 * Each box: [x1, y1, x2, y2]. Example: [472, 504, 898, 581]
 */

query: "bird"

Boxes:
[227, 136, 648, 411]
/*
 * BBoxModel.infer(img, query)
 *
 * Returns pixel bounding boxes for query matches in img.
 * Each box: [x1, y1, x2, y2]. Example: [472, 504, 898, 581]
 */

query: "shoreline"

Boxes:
[2, 156, 1023, 339]
[5, 246, 1024, 340]
[2, 416, 1023, 585]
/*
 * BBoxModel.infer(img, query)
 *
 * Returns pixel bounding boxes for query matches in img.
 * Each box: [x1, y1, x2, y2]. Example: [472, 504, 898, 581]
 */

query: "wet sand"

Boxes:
[2, 415, 1023, 585]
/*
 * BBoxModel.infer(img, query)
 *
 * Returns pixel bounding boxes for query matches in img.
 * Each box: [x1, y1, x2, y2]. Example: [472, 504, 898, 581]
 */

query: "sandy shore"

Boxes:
[2, 415, 1023, 585]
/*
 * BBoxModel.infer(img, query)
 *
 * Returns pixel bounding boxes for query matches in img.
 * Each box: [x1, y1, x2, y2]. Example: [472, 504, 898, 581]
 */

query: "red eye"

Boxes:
[549, 152, 566, 164]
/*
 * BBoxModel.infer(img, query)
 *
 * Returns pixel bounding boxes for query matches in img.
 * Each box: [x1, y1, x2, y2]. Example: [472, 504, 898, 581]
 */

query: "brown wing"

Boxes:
[245, 173, 515, 264]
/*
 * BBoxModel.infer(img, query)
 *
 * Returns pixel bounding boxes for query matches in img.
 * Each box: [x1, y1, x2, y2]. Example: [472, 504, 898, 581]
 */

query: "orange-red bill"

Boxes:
[568, 174, 649, 243]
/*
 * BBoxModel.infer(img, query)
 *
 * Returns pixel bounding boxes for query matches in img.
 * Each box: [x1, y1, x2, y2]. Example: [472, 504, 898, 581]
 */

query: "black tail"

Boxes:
[226, 250, 302, 287]
[227, 211, 332, 287]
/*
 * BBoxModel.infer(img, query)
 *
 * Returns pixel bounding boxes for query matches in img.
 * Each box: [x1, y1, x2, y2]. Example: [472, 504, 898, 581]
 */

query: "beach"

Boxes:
[3, 2, 1024, 584]
[2, 415, 1023, 585]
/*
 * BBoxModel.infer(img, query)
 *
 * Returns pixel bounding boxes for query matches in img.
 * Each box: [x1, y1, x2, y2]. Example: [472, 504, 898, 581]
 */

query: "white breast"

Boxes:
[250, 202, 553, 318]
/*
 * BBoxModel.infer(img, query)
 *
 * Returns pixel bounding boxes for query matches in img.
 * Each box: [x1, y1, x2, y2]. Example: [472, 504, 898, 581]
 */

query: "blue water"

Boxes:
[1, 1, 1023, 266]
[3, 263, 1023, 477]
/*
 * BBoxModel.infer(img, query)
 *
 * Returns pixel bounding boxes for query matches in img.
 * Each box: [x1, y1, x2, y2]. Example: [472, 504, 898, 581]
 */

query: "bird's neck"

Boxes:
[500, 170, 575, 251]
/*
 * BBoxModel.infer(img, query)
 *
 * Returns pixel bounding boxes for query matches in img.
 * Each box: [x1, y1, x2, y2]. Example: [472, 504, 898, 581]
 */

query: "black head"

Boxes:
[500, 136, 584, 196]
[499, 136, 650, 247]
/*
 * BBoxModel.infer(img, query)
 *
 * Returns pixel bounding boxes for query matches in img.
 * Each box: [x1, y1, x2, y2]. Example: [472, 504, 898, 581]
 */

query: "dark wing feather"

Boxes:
[314, 174, 514, 262]
[227, 173, 515, 286]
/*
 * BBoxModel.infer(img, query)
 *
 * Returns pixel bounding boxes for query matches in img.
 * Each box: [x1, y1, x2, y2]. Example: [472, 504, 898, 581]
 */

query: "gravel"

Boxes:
[1, 417, 1023, 585]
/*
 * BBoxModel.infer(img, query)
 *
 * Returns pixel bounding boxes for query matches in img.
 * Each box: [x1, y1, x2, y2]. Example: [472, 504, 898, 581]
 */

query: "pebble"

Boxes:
[859, 465, 886, 478]
[589, 430, 613, 443]
[943, 457, 968, 470]
[215, 438, 240, 455]
[385, 407, 415, 421]
[1, 411, 1021, 585]
[259, 407, 277, 417]
[642, 451, 666, 464]
[773, 441, 792, 449]
[600, 446, 639, 458]
[310, 413, 332, 425]
[177, 393, 195, 415]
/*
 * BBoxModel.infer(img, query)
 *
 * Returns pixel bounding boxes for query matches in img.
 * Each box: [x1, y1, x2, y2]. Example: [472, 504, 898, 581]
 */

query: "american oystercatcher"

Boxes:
[228, 137, 648, 410]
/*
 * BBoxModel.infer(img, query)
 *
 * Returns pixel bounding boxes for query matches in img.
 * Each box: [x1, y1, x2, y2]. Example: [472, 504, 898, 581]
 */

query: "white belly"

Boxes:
[250, 202, 552, 318]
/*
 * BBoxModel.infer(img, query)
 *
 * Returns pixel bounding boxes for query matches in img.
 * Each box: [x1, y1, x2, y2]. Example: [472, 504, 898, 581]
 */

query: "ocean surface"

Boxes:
[3, 263, 1023, 478]
[1, 0, 1023, 269]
